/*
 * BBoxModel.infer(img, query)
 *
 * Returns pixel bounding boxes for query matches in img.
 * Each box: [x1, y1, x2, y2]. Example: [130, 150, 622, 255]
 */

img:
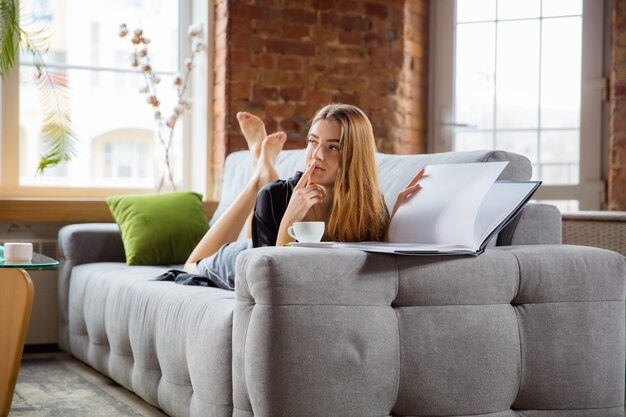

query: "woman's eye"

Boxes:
[329, 145, 339, 151]
[307, 139, 316, 145]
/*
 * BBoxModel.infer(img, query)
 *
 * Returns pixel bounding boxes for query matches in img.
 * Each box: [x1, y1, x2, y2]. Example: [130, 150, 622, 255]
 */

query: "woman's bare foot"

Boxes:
[262, 130, 287, 166]
[236, 112, 266, 164]
[253, 131, 286, 187]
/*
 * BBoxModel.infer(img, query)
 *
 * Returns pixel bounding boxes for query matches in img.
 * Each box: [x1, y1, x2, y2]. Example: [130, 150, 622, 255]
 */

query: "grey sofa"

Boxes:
[57, 150, 626, 417]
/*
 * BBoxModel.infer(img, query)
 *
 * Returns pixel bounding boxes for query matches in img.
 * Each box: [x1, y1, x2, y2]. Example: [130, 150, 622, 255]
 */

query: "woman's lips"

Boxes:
[314, 166, 325, 172]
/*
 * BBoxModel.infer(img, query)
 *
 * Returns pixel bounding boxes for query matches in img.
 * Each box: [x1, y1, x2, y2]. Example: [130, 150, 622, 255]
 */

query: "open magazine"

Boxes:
[333, 161, 541, 255]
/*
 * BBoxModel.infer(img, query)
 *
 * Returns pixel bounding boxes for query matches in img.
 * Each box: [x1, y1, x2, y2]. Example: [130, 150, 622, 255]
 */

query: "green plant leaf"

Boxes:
[0, 0, 20, 78]
[18, 6, 77, 173]
[33, 69, 77, 173]
[0, 0, 79, 174]
[19, 28, 77, 174]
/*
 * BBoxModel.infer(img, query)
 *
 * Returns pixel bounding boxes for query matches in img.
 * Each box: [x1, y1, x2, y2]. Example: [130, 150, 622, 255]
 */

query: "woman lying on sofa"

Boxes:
[183, 103, 424, 290]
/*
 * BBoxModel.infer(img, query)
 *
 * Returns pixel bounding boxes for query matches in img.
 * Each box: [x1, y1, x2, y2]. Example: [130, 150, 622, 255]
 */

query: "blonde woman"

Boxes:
[185, 103, 423, 289]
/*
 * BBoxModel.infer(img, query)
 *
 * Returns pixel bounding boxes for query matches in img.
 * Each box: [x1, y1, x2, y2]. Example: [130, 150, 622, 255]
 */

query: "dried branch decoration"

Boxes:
[119, 22, 206, 191]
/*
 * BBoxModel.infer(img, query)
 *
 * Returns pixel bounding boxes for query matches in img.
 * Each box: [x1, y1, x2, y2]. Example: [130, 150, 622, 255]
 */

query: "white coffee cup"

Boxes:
[288, 222, 325, 243]
[3, 242, 33, 262]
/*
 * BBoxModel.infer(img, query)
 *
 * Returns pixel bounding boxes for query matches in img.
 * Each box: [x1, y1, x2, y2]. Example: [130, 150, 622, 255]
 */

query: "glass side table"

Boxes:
[0, 253, 58, 417]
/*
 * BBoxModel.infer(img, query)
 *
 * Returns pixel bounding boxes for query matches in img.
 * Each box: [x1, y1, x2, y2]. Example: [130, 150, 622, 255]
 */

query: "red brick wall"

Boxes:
[609, 0, 626, 210]
[211, 0, 429, 197]
[212, 0, 229, 200]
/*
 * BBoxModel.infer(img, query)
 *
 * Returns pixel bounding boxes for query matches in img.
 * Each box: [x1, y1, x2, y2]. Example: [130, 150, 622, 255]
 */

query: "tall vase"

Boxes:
[154, 134, 177, 192]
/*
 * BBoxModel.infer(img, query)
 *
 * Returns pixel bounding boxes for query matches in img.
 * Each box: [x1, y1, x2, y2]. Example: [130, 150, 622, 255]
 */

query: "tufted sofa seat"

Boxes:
[66, 262, 235, 417]
[57, 149, 626, 417]
[233, 245, 625, 417]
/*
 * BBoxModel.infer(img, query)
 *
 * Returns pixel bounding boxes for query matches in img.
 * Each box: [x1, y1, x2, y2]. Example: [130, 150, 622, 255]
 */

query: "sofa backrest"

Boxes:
[211, 149, 532, 240]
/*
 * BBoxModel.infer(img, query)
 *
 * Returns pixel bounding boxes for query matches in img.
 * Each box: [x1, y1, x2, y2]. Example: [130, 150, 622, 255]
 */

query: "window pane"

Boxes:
[456, 22, 495, 130]
[452, 0, 585, 188]
[540, 130, 579, 164]
[454, 131, 494, 151]
[542, 0, 582, 17]
[497, 0, 540, 20]
[19, 67, 182, 188]
[541, 163, 578, 185]
[495, 131, 538, 163]
[18, 0, 183, 189]
[496, 20, 540, 129]
[457, 0, 496, 23]
[541, 17, 582, 128]
[20, 0, 179, 72]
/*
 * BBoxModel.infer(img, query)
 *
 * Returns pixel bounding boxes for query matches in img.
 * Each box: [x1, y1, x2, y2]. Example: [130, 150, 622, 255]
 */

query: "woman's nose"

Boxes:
[312, 145, 324, 160]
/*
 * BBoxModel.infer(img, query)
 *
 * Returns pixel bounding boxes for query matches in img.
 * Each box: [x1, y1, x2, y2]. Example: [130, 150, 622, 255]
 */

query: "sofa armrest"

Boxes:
[497, 203, 562, 246]
[57, 223, 126, 351]
[232, 245, 625, 417]
[58, 223, 126, 264]
[232, 247, 398, 417]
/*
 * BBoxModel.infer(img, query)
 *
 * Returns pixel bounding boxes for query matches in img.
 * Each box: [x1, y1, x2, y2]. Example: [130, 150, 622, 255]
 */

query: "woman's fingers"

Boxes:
[291, 184, 326, 213]
[399, 184, 422, 203]
[399, 168, 425, 203]
[400, 182, 421, 196]
[398, 184, 420, 198]
[406, 168, 426, 189]
[295, 162, 316, 190]
[284, 171, 327, 224]
[300, 185, 326, 204]
[303, 183, 326, 198]
[391, 174, 423, 220]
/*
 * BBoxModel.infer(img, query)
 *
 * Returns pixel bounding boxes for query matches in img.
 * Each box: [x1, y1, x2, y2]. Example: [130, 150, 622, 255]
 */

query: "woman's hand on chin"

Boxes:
[276, 163, 327, 245]
[284, 162, 327, 223]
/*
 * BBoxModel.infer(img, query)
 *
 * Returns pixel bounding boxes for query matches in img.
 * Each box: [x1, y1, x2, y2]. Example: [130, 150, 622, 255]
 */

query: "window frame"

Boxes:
[429, 0, 605, 210]
[0, 0, 212, 199]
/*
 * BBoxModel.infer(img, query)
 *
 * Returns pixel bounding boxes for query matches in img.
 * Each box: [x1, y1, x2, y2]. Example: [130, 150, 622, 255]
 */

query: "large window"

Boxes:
[431, 0, 605, 210]
[1, 0, 210, 198]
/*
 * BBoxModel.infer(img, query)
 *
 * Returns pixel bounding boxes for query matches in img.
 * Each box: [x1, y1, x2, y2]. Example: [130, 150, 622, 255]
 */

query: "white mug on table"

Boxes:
[2, 242, 33, 262]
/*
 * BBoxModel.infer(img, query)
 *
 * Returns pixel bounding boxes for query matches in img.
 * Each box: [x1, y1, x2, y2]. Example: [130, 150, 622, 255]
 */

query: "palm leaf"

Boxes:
[27, 45, 76, 173]
[18, 7, 49, 55]
[0, 0, 20, 77]
[0, 0, 78, 173]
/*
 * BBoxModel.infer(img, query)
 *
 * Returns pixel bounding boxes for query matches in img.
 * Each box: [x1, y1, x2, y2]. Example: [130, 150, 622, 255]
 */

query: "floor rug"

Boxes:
[11, 356, 162, 417]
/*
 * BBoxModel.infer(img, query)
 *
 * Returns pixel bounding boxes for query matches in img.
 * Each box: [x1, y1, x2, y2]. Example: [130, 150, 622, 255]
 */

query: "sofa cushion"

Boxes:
[67, 262, 235, 417]
[107, 192, 209, 265]
[212, 149, 532, 240]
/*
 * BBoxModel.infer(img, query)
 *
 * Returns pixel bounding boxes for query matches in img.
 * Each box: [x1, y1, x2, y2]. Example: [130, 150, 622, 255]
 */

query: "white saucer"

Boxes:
[288, 242, 336, 248]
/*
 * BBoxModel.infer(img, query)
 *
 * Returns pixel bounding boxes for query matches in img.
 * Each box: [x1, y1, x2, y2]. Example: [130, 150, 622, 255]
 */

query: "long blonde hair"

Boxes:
[310, 104, 389, 242]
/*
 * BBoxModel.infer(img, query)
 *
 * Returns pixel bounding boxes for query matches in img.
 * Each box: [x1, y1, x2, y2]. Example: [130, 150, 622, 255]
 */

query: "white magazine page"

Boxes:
[386, 162, 508, 248]
[473, 182, 539, 245]
[334, 242, 475, 253]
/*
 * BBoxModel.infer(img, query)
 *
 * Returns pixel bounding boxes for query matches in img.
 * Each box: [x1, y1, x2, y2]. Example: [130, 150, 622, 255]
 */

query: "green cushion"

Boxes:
[106, 192, 209, 265]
